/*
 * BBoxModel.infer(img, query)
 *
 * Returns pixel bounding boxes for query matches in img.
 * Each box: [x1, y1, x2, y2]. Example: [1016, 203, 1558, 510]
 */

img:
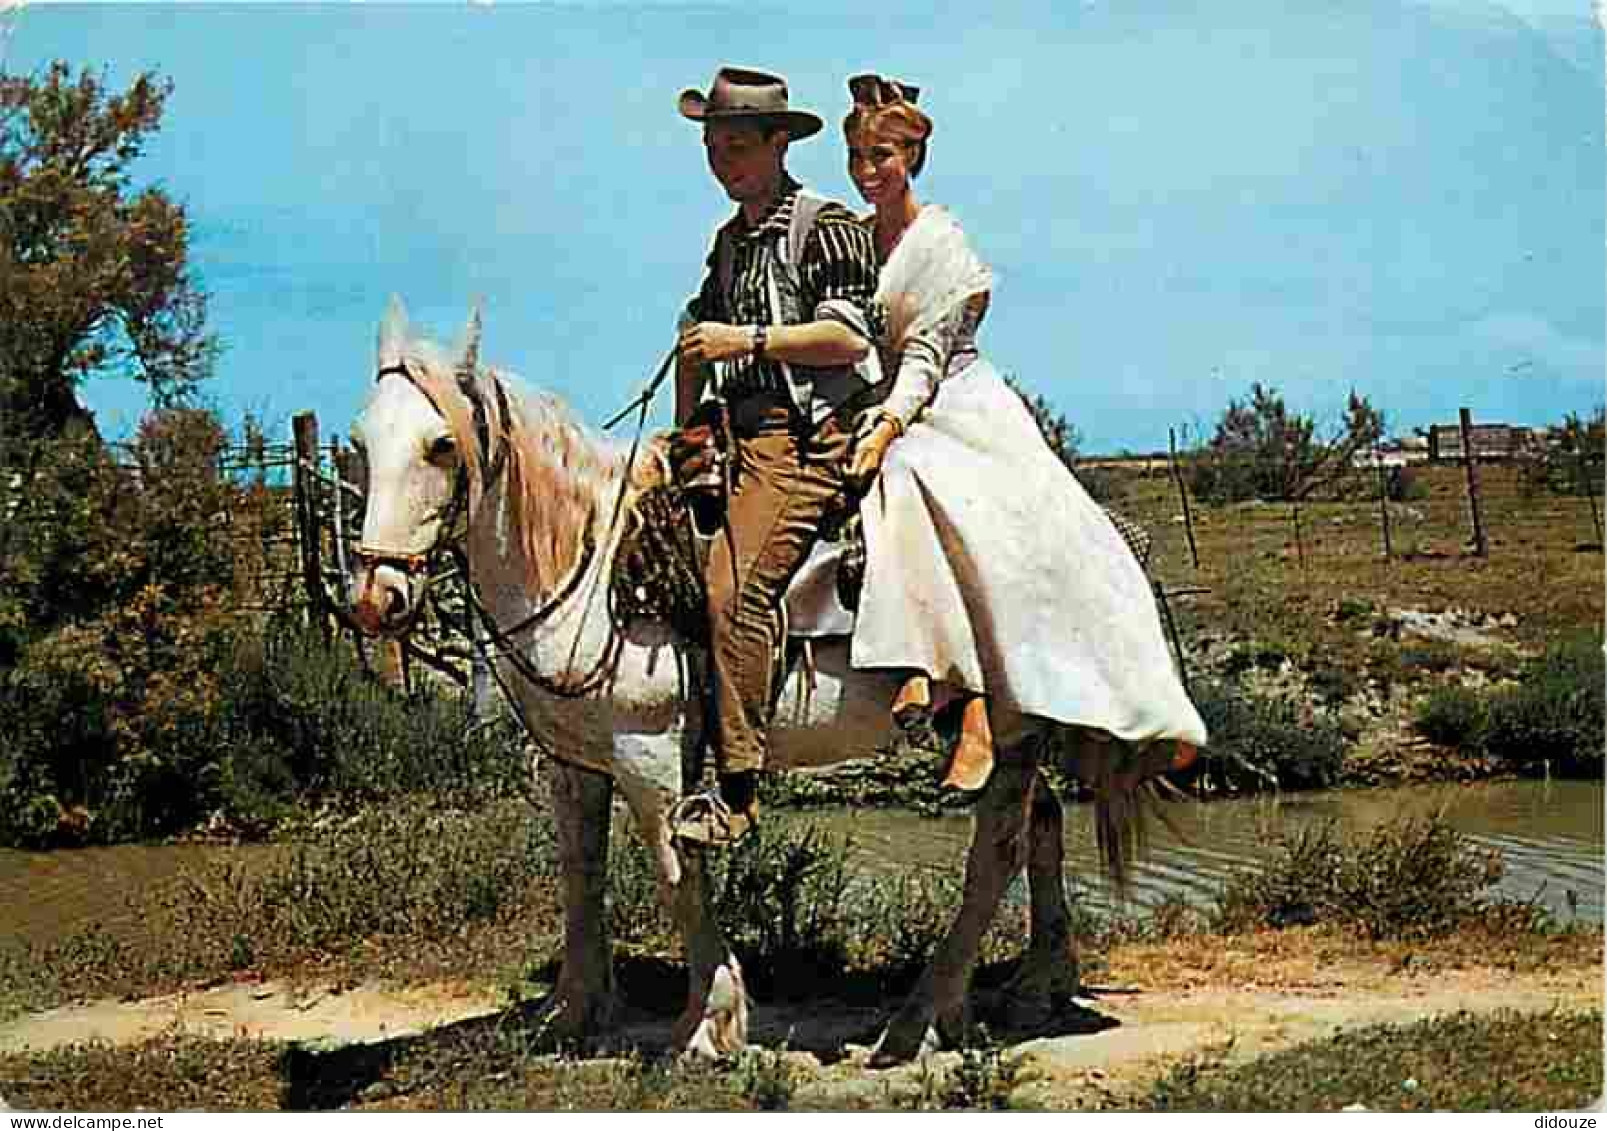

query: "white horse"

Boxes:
[348, 301, 1153, 1062]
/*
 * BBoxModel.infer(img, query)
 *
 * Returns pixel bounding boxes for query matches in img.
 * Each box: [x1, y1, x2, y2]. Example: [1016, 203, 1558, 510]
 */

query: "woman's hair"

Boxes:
[843, 73, 932, 178]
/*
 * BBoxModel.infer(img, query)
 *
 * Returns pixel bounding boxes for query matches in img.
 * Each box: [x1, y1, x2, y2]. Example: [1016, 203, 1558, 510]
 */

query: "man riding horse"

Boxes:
[669, 66, 883, 848]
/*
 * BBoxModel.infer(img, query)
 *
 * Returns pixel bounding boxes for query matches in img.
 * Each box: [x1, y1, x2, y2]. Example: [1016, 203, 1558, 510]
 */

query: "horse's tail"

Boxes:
[1085, 751, 1149, 894]
[1057, 728, 1196, 894]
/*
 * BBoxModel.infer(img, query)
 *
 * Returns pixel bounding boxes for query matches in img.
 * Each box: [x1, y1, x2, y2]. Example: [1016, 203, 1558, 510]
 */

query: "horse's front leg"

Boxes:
[1001, 765, 1080, 1029]
[538, 758, 619, 1041]
[871, 739, 1039, 1066]
[668, 842, 748, 1058]
[617, 768, 749, 1059]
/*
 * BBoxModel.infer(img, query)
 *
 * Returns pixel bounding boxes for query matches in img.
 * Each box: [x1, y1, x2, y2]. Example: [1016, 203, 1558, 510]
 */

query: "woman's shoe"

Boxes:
[941, 695, 996, 791]
[891, 673, 932, 729]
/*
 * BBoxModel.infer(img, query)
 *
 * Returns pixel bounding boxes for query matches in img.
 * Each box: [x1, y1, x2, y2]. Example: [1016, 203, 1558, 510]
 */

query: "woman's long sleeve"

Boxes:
[881, 327, 945, 430]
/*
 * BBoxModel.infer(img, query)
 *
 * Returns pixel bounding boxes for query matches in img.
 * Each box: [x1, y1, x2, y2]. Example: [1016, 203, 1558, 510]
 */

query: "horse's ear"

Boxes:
[378, 295, 410, 369]
[456, 305, 482, 391]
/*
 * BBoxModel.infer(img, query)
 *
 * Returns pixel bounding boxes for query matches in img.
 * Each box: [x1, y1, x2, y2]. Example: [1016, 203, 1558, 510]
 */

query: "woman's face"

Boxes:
[846, 127, 914, 209]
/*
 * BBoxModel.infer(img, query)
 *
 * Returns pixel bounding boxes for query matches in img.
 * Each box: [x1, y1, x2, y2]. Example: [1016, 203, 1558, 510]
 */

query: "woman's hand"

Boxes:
[846, 414, 903, 493]
[678, 322, 755, 365]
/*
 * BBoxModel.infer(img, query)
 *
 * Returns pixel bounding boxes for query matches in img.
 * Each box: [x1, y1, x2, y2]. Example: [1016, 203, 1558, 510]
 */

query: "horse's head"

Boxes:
[349, 297, 489, 636]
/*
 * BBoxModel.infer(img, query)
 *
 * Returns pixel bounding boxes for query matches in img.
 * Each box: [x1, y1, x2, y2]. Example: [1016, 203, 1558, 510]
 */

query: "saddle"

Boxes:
[609, 418, 867, 644]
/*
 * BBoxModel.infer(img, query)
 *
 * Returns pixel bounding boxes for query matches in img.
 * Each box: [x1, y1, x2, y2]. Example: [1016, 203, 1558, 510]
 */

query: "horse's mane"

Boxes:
[401, 338, 667, 597]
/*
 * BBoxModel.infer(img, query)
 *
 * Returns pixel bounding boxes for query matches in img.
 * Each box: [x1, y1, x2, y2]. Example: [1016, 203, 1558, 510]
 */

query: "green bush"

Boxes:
[1414, 684, 1490, 750]
[214, 621, 530, 811]
[1482, 634, 1604, 776]
[1188, 679, 1347, 792]
[1214, 816, 1505, 939]
[0, 411, 269, 843]
[1411, 634, 1603, 778]
[0, 603, 528, 845]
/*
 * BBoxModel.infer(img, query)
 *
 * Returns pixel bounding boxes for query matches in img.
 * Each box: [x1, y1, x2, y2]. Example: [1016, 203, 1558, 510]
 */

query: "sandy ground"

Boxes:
[1, 943, 1598, 1109]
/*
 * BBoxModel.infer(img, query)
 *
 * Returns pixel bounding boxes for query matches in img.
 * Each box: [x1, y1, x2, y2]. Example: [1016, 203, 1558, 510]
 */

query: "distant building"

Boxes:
[1349, 436, 1430, 469]
[1426, 422, 1533, 462]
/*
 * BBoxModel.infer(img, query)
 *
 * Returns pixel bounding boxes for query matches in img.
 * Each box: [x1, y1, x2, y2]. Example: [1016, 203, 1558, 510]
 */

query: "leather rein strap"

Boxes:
[358, 358, 614, 700]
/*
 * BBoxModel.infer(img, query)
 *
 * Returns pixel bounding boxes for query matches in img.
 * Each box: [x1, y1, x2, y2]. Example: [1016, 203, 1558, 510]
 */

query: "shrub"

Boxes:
[715, 821, 855, 993]
[1414, 684, 1490, 750]
[1411, 634, 1604, 778]
[1214, 816, 1505, 939]
[1188, 679, 1347, 792]
[214, 620, 531, 811]
[1185, 384, 1383, 504]
[0, 605, 528, 846]
[733, 1047, 798, 1111]
[1482, 633, 1604, 776]
[1334, 598, 1374, 625]
[0, 411, 265, 843]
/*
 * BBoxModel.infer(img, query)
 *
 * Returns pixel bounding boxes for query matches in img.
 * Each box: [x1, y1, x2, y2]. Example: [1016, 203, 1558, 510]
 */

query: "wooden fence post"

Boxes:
[1374, 446, 1393, 560]
[1579, 444, 1603, 546]
[1169, 426, 1201, 570]
[1458, 407, 1488, 557]
[291, 411, 331, 637]
[1291, 499, 1306, 571]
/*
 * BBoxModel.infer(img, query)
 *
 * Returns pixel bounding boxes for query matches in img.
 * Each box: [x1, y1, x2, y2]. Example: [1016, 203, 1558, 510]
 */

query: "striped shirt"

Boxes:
[690, 177, 879, 402]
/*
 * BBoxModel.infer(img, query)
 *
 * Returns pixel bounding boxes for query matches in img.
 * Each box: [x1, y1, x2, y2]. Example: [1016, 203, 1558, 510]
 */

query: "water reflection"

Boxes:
[0, 781, 1600, 947]
[804, 779, 1605, 923]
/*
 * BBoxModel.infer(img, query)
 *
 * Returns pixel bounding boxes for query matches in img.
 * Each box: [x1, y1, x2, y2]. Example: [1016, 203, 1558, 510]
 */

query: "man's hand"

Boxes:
[846, 415, 902, 494]
[679, 321, 754, 365]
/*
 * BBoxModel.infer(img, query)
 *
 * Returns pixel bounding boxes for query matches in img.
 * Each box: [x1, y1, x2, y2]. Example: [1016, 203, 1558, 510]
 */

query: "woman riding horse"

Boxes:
[840, 73, 1206, 787]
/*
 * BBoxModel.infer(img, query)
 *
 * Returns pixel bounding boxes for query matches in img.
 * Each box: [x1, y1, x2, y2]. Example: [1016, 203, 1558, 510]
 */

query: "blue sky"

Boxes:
[7, 0, 1603, 453]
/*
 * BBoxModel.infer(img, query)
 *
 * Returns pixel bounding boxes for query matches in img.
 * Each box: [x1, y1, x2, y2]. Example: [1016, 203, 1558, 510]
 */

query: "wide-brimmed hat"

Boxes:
[678, 66, 823, 140]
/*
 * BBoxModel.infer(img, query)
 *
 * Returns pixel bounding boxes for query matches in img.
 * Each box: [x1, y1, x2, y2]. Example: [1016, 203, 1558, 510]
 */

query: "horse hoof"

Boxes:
[868, 1022, 940, 1068]
[530, 986, 619, 1048]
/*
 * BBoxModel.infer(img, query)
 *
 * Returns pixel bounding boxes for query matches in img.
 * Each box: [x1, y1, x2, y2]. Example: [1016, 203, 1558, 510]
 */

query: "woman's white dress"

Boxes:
[853, 206, 1207, 749]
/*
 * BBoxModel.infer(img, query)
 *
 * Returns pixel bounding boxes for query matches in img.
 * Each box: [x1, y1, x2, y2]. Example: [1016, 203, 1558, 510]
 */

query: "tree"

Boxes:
[1189, 383, 1383, 503]
[0, 62, 215, 447]
[1521, 406, 1605, 498]
[1005, 375, 1083, 468]
[1002, 375, 1124, 502]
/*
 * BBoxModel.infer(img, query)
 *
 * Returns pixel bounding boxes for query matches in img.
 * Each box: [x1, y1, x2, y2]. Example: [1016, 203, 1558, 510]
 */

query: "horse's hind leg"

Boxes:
[538, 759, 619, 1041]
[1002, 766, 1080, 1029]
[871, 740, 1040, 1066]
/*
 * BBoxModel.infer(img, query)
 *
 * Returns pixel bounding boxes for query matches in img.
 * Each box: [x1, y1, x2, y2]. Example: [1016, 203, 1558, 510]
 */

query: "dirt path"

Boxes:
[0, 949, 1597, 1109]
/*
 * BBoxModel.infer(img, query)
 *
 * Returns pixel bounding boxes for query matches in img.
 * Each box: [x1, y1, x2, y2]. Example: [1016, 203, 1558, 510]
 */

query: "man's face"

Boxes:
[703, 120, 787, 206]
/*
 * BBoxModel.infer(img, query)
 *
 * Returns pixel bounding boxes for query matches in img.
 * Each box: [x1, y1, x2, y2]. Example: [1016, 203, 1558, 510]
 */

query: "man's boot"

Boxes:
[941, 695, 995, 791]
[670, 771, 759, 849]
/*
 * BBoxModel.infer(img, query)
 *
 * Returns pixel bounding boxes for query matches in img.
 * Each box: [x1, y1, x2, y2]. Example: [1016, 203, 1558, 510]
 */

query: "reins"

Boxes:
[367, 351, 674, 700]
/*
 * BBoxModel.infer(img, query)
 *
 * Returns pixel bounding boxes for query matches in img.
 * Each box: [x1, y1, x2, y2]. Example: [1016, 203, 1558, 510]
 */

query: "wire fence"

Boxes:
[286, 412, 489, 703]
[267, 403, 1601, 706]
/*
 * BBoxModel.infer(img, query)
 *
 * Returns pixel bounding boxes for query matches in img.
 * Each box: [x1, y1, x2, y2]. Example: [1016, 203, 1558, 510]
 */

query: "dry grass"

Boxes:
[1113, 462, 1602, 668]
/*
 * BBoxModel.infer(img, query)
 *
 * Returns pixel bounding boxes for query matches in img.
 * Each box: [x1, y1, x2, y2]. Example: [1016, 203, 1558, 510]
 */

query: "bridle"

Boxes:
[350, 360, 484, 637]
[354, 356, 616, 698]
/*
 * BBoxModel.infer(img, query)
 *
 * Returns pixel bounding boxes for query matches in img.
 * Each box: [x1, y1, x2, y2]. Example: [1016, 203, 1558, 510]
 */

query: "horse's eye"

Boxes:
[427, 434, 457, 464]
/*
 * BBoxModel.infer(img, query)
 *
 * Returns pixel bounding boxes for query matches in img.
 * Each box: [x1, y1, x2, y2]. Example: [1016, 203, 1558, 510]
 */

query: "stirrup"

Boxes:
[669, 788, 756, 849]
